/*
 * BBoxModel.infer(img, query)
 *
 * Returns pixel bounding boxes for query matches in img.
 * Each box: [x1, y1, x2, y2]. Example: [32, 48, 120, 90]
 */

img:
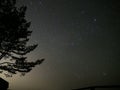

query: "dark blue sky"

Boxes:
[2, 0, 120, 90]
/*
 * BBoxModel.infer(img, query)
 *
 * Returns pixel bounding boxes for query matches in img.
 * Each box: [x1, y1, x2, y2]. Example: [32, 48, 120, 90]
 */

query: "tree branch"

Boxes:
[0, 62, 14, 65]
[0, 53, 6, 60]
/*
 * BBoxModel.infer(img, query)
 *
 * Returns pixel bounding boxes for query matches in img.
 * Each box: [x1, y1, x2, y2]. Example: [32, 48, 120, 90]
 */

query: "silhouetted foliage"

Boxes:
[0, 0, 44, 77]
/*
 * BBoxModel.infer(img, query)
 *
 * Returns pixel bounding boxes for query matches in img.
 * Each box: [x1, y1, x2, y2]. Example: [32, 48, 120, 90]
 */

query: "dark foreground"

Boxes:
[72, 85, 120, 90]
[0, 78, 9, 90]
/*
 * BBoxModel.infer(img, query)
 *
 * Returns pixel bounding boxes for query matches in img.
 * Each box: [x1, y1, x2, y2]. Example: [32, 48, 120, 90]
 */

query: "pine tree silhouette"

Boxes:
[0, 0, 44, 77]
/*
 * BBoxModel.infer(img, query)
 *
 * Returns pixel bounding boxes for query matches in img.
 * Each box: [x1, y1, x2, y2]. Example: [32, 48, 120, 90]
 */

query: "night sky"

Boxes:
[1, 0, 120, 90]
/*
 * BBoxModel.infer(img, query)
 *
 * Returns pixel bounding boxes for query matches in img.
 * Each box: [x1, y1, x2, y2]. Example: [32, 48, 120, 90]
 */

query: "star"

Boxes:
[30, 1, 33, 5]
[93, 18, 97, 22]
[102, 72, 107, 76]
[81, 10, 85, 14]
[39, 0, 42, 5]
[71, 42, 75, 46]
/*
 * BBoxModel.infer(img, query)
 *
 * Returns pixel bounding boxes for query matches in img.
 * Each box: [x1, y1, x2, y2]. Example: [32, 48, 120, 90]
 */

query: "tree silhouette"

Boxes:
[0, 0, 44, 77]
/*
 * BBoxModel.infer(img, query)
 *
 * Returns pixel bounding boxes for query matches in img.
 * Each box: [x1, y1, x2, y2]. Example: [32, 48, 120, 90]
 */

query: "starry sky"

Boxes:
[1, 0, 120, 90]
